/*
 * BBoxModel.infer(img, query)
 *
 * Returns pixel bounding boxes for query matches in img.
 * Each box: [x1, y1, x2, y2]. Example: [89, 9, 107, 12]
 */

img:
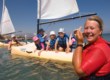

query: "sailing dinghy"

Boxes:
[0, 0, 15, 47]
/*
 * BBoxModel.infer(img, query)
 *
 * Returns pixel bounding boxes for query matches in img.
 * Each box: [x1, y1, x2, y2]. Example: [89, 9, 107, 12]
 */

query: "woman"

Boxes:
[8, 34, 21, 50]
[72, 16, 110, 80]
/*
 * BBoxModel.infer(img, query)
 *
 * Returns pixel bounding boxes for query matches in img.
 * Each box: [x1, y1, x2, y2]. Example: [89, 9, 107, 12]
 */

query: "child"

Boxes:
[69, 32, 77, 51]
[37, 28, 47, 48]
[55, 28, 70, 53]
[33, 36, 45, 50]
[46, 31, 56, 50]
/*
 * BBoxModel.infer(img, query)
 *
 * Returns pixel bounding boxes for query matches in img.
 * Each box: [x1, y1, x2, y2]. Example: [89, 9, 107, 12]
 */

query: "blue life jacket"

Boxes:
[57, 34, 69, 47]
[37, 34, 45, 43]
[50, 39, 56, 49]
[37, 33, 47, 48]
[35, 43, 42, 50]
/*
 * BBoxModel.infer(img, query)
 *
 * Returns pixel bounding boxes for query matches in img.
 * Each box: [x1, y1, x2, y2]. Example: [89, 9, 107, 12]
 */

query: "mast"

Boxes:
[37, 19, 40, 34]
[2, 0, 5, 15]
[37, 0, 41, 34]
[0, 0, 5, 34]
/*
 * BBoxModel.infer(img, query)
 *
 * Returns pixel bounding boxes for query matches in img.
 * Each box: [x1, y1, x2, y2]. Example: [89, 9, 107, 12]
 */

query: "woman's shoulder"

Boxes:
[94, 39, 110, 59]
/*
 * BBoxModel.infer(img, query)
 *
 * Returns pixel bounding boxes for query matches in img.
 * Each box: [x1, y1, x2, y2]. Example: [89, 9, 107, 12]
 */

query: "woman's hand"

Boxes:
[74, 27, 84, 44]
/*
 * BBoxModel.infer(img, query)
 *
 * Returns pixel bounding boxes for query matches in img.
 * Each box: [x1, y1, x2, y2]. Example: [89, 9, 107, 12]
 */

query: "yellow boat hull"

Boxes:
[11, 43, 74, 62]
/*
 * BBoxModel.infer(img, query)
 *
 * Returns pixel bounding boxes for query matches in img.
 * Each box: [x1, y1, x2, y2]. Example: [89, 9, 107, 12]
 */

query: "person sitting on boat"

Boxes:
[33, 36, 45, 50]
[8, 34, 22, 50]
[46, 31, 56, 51]
[69, 32, 77, 51]
[37, 28, 47, 49]
[72, 16, 110, 80]
[55, 28, 70, 53]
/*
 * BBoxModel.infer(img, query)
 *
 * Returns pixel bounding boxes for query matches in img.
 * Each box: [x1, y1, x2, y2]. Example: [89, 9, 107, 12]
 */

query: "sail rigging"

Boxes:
[37, 0, 79, 19]
[0, 0, 15, 35]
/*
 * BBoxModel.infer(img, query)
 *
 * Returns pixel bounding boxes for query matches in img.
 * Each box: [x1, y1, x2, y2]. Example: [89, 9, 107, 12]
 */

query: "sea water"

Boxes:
[102, 33, 110, 41]
[0, 48, 78, 80]
[0, 33, 110, 80]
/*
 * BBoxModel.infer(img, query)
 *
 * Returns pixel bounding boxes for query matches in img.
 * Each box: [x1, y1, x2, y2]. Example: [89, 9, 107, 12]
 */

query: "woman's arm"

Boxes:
[8, 42, 12, 50]
[72, 28, 86, 77]
[73, 45, 86, 76]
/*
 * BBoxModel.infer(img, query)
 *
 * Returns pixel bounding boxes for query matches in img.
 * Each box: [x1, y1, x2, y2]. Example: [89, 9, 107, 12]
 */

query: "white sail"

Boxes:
[0, 1, 15, 35]
[37, 0, 79, 19]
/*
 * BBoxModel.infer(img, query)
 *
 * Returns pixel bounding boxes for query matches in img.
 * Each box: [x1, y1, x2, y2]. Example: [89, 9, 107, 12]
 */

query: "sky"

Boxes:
[0, 0, 110, 35]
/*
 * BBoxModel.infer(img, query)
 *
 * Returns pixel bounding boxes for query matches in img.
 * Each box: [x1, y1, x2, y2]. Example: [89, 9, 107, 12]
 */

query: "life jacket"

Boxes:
[37, 34, 44, 42]
[57, 34, 69, 47]
[35, 43, 42, 50]
[50, 39, 56, 49]
[37, 34, 47, 48]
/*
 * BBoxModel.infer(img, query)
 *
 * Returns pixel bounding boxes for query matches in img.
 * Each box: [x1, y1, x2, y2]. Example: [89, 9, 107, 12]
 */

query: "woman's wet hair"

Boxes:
[85, 15, 104, 31]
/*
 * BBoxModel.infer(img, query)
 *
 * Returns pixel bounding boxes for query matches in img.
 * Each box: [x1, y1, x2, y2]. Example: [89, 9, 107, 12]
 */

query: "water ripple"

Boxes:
[0, 48, 78, 80]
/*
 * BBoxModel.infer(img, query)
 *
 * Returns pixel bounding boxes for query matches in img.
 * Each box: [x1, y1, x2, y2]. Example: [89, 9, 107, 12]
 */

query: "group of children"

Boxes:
[33, 28, 77, 53]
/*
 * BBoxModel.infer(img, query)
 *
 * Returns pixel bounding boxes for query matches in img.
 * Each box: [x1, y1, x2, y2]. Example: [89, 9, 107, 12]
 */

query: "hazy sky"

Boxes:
[0, 0, 110, 35]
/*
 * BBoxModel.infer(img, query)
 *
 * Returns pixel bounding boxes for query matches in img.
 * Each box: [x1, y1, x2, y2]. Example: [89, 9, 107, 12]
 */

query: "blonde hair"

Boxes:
[85, 16, 104, 31]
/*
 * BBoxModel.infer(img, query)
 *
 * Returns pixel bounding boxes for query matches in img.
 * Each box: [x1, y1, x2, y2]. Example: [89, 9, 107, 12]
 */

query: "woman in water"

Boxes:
[8, 34, 22, 50]
[72, 16, 110, 80]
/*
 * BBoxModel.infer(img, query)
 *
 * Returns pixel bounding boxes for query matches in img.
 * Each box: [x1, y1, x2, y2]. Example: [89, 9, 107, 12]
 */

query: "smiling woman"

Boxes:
[72, 16, 110, 80]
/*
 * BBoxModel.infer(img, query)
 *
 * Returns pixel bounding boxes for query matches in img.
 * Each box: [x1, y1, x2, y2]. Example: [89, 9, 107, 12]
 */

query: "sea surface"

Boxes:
[0, 48, 78, 80]
[0, 33, 110, 80]
[102, 33, 110, 41]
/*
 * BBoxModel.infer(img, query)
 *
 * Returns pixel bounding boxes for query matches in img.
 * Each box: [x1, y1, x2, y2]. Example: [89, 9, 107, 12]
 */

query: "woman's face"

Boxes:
[84, 20, 102, 43]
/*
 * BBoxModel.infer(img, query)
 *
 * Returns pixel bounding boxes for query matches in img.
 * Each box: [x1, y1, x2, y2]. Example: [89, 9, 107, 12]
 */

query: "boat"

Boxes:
[11, 43, 73, 62]
[0, 41, 26, 48]
[0, 42, 9, 48]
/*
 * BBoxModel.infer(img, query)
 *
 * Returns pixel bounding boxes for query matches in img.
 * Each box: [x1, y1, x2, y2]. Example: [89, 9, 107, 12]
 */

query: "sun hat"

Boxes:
[58, 28, 64, 33]
[11, 34, 16, 38]
[50, 31, 56, 35]
[33, 36, 39, 41]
